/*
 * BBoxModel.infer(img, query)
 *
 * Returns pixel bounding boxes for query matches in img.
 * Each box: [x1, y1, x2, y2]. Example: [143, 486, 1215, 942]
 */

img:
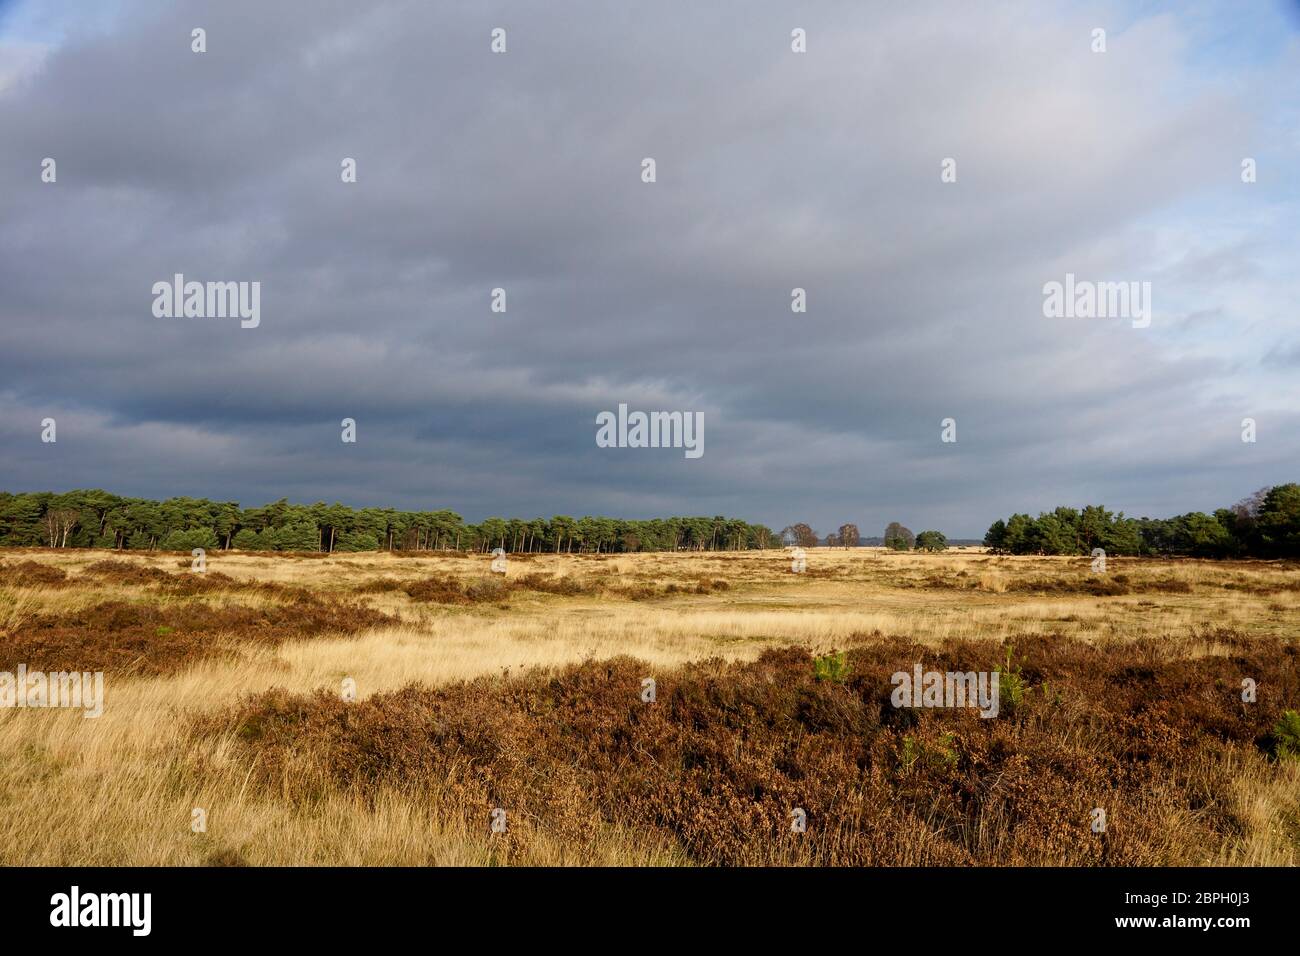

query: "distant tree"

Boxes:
[321, 503, 351, 552]
[1257, 483, 1300, 557]
[1233, 486, 1271, 524]
[334, 529, 380, 552]
[983, 519, 1007, 552]
[915, 530, 948, 552]
[481, 516, 510, 551]
[550, 515, 577, 553]
[1001, 514, 1035, 554]
[883, 522, 915, 551]
[837, 523, 860, 549]
[824, 533, 840, 547]
[1177, 512, 1232, 557]
[211, 501, 240, 550]
[1101, 513, 1142, 556]
[44, 508, 79, 548]
[782, 523, 820, 548]
[1030, 514, 1074, 554]
[0, 494, 45, 546]
[232, 528, 260, 550]
[353, 509, 387, 549]
[276, 520, 320, 552]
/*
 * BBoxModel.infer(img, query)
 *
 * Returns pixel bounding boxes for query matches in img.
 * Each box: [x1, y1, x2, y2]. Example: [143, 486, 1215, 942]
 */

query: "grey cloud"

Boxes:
[0, 0, 1295, 537]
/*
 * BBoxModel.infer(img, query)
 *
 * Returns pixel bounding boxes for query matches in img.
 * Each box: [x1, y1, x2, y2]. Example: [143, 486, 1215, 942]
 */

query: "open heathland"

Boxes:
[0, 547, 1296, 865]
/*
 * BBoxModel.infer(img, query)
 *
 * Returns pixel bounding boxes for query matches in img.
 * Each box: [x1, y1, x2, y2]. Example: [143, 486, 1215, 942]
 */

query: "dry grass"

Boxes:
[0, 546, 1296, 865]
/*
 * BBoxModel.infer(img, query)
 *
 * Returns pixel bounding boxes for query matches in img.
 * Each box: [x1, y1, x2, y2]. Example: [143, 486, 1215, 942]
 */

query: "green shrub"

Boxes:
[995, 643, 1027, 714]
[898, 733, 958, 774]
[900, 735, 920, 771]
[813, 651, 850, 683]
[1271, 710, 1300, 760]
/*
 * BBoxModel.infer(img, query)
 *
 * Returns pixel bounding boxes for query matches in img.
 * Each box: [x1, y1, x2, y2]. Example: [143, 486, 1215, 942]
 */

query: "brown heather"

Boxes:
[2, 598, 396, 677]
[203, 633, 1298, 865]
[0, 559, 70, 587]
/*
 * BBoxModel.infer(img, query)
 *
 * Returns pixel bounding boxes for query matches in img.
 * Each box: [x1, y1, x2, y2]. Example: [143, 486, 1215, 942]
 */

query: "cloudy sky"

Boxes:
[1, 0, 1297, 537]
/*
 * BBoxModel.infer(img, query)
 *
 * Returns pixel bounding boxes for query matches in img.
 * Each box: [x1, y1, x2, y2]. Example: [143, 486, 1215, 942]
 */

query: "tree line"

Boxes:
[18, 483, 1287, 559]
[0, 489, 779, 554]
[781, 521, 949, 552]
[983, 484, 1300, 558]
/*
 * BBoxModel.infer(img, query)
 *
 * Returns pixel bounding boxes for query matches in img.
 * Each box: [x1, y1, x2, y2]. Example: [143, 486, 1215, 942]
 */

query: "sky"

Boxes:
[1, 0, 1297, 538]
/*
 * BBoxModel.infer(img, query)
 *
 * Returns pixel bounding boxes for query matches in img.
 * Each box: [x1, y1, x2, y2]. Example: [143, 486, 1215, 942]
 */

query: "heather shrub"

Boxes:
[205, 632, 1299, 865]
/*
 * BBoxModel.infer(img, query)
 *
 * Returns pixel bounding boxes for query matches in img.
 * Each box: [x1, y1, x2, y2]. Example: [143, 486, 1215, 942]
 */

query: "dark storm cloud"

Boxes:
[1, 0, 1296, 536]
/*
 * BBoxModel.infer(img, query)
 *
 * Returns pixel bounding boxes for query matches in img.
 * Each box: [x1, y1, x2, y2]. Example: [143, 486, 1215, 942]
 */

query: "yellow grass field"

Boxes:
[1, 547, 1297, 866]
